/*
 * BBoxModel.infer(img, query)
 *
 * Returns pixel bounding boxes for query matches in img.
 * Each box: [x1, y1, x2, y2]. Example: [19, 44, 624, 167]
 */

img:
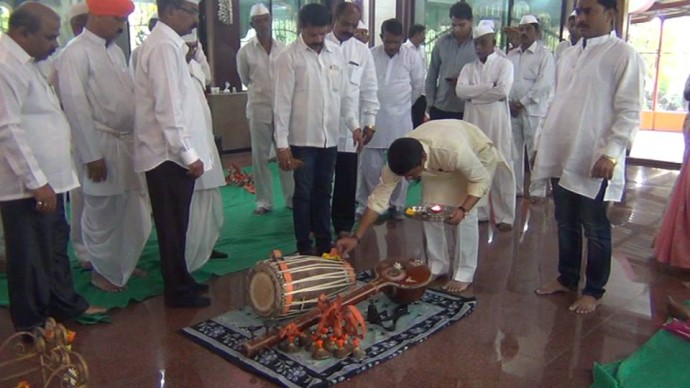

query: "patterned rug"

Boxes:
[181, 274, 476, 387]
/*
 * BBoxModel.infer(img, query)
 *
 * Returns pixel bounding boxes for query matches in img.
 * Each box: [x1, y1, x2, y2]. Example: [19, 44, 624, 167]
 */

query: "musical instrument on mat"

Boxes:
[248, 253, 357, 318]
[404, 204, 456, 222]
[242, 259, 432, 358]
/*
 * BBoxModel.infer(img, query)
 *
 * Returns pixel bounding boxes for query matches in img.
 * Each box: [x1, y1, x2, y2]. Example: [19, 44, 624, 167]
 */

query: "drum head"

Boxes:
[249, 271, 277, 316]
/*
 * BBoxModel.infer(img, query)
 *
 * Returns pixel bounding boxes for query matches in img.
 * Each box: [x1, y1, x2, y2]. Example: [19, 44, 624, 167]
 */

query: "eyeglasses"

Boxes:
[176, 5, 199, 15]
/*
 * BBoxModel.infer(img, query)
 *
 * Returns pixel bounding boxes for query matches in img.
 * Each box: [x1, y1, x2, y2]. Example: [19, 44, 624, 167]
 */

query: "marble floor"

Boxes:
[1, 157, 687, 388]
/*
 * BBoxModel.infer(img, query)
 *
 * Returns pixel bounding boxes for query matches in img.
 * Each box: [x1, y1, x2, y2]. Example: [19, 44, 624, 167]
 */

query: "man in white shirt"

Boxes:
[456, 23, 516, 231]
[237, 4, 292, 215]
[507, 15, 555, 200]
[354, 20, 369, 45]
[129, 14, 158, 73]
[274, 3, 361, 255]
[533, 0, 644, 314]
[327, 2, 378, 237]
[183, 29, 227, 272]
[67, 2, 89, 36]
[0, 2, 105, 331]
[357, 19, 424, 220]
[134, 0, 210, 308]
[55, 0, 152, 292]
[404, 24, 427, 128]
[554, 10, 580, 64]
[339, 120, 503, 295]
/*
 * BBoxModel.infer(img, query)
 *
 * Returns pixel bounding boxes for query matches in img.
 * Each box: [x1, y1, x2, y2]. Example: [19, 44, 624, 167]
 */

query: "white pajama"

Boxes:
[356, 148, 408, 215]
[185, 188, 224, 272]
[250, 118, 293, 209]
[511, 114, 547, 197]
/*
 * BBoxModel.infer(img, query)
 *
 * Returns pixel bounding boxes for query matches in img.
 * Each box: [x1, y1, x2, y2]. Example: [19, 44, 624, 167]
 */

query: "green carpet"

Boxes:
[592, 302, 690, 388]
[0, 164, 422, 310]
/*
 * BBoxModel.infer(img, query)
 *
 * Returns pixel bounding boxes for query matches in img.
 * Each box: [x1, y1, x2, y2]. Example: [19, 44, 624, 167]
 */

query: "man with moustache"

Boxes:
[134, 0, 210, 308]
[554, 10, 581, 64]
[426, 1, 476, 121]
[237, 3, 293, 215]
[326, 2, 378, 237]
[274, 3, 361, 255]
[456, 22, 515, 231]
[533, 0, 644, 314]
[0, 2, 106, 331]
[55, 0, 152, 292]
[507, 15, 555, 201]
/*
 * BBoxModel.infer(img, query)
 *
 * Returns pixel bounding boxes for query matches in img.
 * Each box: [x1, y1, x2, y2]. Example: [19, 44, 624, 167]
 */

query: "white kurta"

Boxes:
[456, 53, 516, 224]
[356, 44, 424, 213]
[185, 56, 226, 272]
[237, 37, 293, 210]
[54, 29, 151, 287]
[326, 33, 379, 153]
[533, 34, 644, 202]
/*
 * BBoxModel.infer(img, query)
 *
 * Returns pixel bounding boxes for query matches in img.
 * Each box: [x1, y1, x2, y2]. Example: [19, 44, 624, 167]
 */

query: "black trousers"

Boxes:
[411, 95, 427, 128]
[429, 106, 464, 121]
[145, 161, 197, 298]
[331, 151, 359, 235]
[0, 195, 89, 331]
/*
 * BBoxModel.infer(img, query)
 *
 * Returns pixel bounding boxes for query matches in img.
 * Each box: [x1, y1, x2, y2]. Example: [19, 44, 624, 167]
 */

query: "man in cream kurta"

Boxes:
[339, 120, 505, 294]
[356, 19, 424, 219]
[533, 0, 644, 314]
[327, 2, 379, 236]
[183, 30, 226, 272]
[507, 15, 555, 199]
[237, 4, 292, 215]
[274, 4, 361, 256]
[456, 23, 515, 230]
[0, 2, 104, 331]
[55, 0, 152, 292]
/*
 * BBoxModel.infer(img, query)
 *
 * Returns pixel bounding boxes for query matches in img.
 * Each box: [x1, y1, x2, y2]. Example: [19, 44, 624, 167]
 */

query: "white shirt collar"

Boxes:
[298, 34, 333, 53]
[581, 33, 614, 49]
[0, 33, 32, 64]
[82, 28, 108, 47]
[518, 41, 538, 54]
[155, 21, 186, 48]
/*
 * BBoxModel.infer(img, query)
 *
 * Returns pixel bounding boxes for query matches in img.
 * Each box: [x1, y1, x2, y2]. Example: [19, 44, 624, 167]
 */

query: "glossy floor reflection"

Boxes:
[1, 160, 688, 388]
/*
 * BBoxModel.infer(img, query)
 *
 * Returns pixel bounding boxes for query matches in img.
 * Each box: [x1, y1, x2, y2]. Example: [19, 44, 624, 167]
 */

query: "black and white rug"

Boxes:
[181, 276, 476, 387]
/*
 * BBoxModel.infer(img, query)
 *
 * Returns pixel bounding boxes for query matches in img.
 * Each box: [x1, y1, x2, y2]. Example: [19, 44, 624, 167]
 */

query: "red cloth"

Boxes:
[86, 0, 135, 17]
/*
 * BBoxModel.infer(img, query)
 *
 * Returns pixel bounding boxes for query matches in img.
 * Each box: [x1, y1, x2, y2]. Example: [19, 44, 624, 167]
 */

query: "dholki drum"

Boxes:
[248, 255, 357, 318]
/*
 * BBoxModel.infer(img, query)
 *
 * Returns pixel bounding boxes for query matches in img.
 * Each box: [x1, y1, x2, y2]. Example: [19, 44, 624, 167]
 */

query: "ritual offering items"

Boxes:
[225, 163, 255, 193]
[404, 204, 456, 222]
[242, 259, 432, 358]
[248, 250, 357, 318]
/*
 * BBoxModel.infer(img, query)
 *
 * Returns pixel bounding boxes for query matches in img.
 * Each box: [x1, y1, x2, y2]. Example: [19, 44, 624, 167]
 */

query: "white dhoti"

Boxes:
[511, 114, 547, 197]
[356, 148, 409, 215]
[83, 190, 151, 287]
[69, 187, 89, 264]
[185, 188, 224, 272]
[250, 118, 294, 210]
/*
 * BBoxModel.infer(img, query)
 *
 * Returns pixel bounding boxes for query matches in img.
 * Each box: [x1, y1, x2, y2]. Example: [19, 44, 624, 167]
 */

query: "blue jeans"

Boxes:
[551, 178, 611, 299]
[291, 146, 338, 255]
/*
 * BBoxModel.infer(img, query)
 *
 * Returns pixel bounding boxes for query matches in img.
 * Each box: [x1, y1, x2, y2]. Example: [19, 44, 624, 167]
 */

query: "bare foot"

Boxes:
[132, 268, 148, 278]
[535, 279, 570, 295]
[442, 280, 472, 295]
[79, 261, 93, 270]
[667, 296, 690, 321]
[91, 272, 125, 293]
[569, 295, 601, 314]
[496, 223, 513, 232]
[84, 305, 108, 315]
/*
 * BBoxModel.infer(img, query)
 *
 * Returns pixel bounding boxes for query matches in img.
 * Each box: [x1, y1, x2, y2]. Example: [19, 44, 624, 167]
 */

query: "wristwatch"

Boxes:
[602, 155, 617, 165]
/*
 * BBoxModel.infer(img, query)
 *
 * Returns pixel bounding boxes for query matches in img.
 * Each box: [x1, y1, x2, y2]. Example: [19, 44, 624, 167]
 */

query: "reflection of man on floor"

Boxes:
[533, 0, 643, 314]
[55, 0, 152, 292]
[456, 22, 515, 231]
[339, 120, 505, 294]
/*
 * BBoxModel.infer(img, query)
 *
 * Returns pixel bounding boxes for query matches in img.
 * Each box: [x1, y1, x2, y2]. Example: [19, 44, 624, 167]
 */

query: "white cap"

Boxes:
[250, 3, 270, 17]
[569, 10, 576, 17]
[182, 28, 198, 43]
[185, 0, 201, 4]
[357, 20, 367, 30]
[478, 20, 495, 29]
[474, 24, 495, 39]
[67, 2, 89, 20]
[519, 14, 539, 25]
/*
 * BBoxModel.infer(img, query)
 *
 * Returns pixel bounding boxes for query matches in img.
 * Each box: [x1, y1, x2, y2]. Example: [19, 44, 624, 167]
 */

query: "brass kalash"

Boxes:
[243, 249, 432, 359]
[0, 318, 88, 387]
